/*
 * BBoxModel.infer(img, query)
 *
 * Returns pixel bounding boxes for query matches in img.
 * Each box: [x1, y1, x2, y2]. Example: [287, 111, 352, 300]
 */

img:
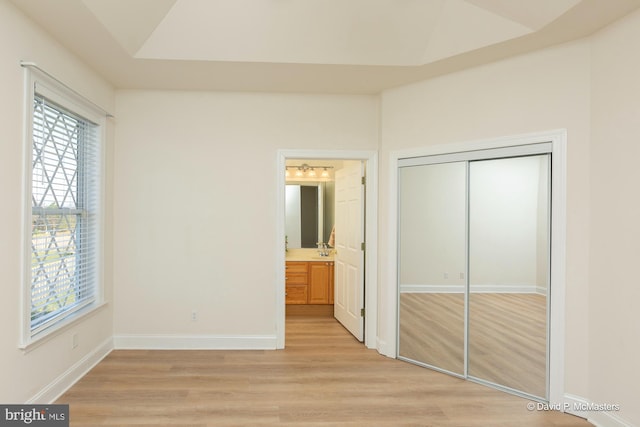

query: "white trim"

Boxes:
[564, 394, 630, 427]
[20, 65, 107, 348]
[376, 337, 394, 358]
[20, 65, 35, 348]
[388, 129, 567, 403]
[19, 302, 109, 353]
[392, 129, 563, 161]
[385, 145, 400, 359]
[20, 61, 113, 118]
[276, 149, 378, 350]
[549, 130, 567, 406]
[588, 410, 633, 427]
[25, 64, 106, 124]
[400, 284, 547, 295]
[113, 334, 277, 350]
[27, 337, 113, 404]
[400, 284, 464, 293]
[398, 141, 552, 167]
[563, 394, 593, 421]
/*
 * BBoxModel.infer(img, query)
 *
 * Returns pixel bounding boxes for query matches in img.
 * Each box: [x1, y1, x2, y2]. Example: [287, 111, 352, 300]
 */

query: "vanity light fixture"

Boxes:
[286, 163, 334, 178]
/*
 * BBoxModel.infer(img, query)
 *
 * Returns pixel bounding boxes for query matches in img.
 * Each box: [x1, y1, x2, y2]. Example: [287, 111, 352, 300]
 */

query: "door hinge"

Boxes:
[361, 242, 366, 251]
[361, 176, 366, 185]
[360, 308, 365, 317]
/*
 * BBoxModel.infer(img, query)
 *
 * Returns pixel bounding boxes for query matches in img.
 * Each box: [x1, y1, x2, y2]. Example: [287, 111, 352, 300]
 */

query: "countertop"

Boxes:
[285, 248, 335, 262]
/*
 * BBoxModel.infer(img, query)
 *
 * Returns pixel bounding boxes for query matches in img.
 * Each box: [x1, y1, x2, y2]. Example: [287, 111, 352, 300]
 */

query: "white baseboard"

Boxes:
[589, 411, 634, 427]
[400, 283, 547, 295]
[400, 284, 463, 293]
[113, 334, 277, 350]
[564, 394, 632, 427]
[376, 337, 395, 358]
[27, 337, 113, 404]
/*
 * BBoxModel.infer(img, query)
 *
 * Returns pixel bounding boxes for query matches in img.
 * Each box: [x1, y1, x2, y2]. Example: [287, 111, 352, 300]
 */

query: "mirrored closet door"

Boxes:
[398, 161, 467, 376]
[397, 146, 551, 401]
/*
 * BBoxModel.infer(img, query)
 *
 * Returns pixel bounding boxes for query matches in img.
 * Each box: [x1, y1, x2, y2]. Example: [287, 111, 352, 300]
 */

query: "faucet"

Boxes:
[317, 242, 329, 256]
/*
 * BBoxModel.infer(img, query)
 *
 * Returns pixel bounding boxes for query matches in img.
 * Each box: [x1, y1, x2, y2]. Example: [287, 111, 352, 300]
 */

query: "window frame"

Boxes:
[20, 67, 106, 349]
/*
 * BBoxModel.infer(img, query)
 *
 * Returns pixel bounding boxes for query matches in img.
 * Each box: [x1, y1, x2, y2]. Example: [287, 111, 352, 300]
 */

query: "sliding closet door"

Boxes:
[398, 162, 466, 375]
[467, 155, 550, 399]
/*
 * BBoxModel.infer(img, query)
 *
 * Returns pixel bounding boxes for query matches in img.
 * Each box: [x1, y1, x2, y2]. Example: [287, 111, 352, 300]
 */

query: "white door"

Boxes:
[334, 162, 365, 341]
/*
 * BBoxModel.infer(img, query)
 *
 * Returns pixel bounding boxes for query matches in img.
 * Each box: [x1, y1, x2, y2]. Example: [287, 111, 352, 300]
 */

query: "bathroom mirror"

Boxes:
[285, 182, 334, 248]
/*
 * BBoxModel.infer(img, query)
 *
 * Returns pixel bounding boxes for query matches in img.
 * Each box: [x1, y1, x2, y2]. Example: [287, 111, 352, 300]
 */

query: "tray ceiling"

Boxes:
[10, 0, 640, 93]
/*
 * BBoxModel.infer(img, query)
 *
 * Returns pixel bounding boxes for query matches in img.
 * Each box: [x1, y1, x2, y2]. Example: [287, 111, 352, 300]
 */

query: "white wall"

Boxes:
[589, 8, 640, 426]
[380, 39, 592, 404]
[399, 162, 467, 287]
[382, 15, 640, 422]
[469, 155, 548, 290]
[399, 156, 548, 293]
[0, 0, 115, 403]
[5, 1, 639, 422]
[112, 91, 378, 346]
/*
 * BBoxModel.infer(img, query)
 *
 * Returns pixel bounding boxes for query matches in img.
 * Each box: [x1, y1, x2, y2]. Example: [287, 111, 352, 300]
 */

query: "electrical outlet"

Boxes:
[191, 310, 197, 321]
[444, 272, 449, 279]
[72, 333, 78, 349]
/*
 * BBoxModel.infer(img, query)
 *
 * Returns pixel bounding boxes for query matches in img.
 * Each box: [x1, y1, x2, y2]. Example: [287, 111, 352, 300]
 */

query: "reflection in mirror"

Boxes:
[468, 155, 550, 398]
[398, 162, 466, 375]
[285, 183, 335, 249]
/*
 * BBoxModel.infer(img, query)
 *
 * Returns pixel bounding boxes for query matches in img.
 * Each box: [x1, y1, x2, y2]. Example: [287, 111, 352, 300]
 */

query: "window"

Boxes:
[23, 69, 103, 343]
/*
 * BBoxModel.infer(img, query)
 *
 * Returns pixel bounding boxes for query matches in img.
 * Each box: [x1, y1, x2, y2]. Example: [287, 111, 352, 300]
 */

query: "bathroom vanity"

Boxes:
[285, 249, 334, 305]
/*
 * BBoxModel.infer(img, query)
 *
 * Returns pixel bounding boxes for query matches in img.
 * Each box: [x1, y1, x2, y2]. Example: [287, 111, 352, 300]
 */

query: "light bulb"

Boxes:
[321, 168, 329, 178]
[308, 168, 317, 177]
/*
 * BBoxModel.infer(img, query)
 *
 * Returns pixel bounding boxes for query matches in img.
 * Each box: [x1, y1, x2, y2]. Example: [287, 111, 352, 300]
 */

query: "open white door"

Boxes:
[334, 162, 365, 341]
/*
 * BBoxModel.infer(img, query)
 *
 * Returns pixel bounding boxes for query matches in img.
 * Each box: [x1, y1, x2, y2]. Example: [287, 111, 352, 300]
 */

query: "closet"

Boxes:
[397, 143, 551, 401]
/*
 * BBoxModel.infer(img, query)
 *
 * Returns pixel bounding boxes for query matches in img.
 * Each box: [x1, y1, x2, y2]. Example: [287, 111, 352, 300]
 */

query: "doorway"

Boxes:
[276, 150, 378, 350]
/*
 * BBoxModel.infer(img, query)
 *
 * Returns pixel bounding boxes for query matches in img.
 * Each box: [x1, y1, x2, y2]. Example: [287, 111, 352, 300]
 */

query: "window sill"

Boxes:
[20, 302, 109, 354]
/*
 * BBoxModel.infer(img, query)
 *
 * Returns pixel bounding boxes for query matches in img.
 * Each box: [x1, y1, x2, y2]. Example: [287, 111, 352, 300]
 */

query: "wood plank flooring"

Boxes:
[399, 293, 547, 397]
[56, 316, 590, 426]
[399, 293, 465, 375]
[469, 293, 547, 397]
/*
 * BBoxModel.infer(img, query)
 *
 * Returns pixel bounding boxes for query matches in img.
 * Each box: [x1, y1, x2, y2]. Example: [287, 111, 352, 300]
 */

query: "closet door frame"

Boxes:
[390, 129, 566, 405]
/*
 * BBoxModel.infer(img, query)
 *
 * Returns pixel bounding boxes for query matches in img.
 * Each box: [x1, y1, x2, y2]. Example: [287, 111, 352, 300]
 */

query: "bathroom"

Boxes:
[284, 158, 365, 330]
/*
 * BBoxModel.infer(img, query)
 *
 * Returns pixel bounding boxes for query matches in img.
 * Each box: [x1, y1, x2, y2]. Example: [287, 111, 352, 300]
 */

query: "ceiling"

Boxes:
[11, 0, 640, 94]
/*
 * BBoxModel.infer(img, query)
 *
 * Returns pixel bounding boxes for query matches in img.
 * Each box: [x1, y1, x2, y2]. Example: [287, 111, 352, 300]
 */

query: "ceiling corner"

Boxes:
[81, 0, 176, 55]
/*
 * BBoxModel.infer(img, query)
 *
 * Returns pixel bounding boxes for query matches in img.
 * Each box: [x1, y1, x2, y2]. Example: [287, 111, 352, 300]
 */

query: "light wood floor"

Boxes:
[399, 293, 547, 398]
[469, 293, 547, 397]
[399, 293, 465, 375]
[57, 316, 589, 426]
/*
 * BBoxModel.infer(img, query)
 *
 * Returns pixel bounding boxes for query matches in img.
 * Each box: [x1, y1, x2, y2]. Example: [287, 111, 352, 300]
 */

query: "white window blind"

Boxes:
[29, 93, 100, 336]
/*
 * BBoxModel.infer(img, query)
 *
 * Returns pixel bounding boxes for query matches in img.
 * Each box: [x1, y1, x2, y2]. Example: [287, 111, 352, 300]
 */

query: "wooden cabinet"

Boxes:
[285, 284, 308, 305]
[309, 262, 331, 304]
[285, 262, 308, 304]
[286, 261, 334, 305]
[328, 262, 334, 304]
